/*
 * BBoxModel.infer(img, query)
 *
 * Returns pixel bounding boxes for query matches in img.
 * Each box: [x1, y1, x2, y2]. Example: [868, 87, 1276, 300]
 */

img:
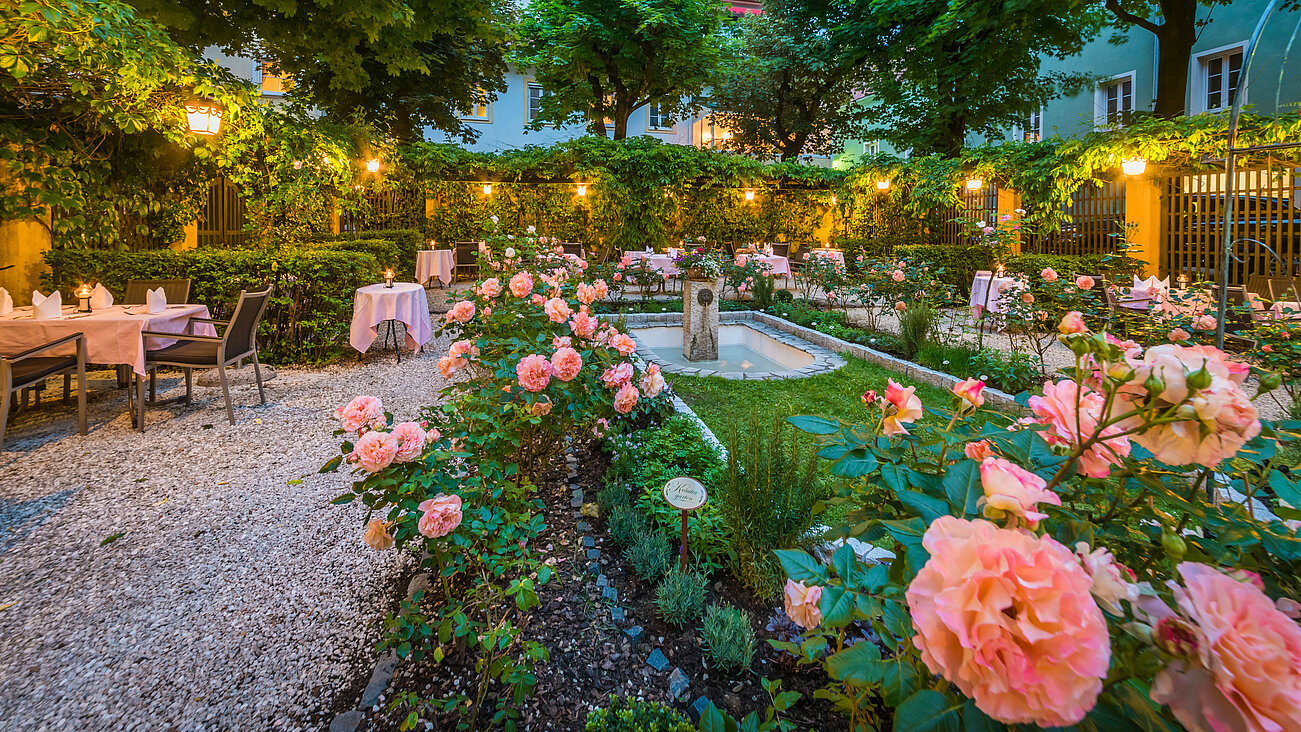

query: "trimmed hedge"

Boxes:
[1003, 252, 1146, 282]
[43, 247, 379, 364]
[308, 228, 423, 281]
[895, 243, 995, 294]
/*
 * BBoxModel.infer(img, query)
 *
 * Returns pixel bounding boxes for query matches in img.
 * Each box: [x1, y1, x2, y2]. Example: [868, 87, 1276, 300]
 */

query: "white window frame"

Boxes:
[1012, 107, 1044, 143]
[461, 88, 492, 123]
[525, 81, 550, 123]
[1094, 70, 1137, 127]
[1192, 41, 1247, 114]
[253, 60, 291, 96]
[647, 104, 675, 133]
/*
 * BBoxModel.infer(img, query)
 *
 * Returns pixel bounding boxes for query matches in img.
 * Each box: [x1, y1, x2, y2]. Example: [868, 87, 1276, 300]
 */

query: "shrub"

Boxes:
[607, 504, 648, 548]
[43, 246, 376, 364]
[596, 484, 632, 517]
[915, 344, 976, 378]
[897, 300, 937, 359]
[894, 243, 994, 294]
[970, 347, 1043, 395]
[584, 696, 694, 732]
[626, 532, 672, 581]
[1004, 251, 1145, 283]
[655, 567, 707, 627]
[716, 415, 828, 600]
[701, 603, 757, 672]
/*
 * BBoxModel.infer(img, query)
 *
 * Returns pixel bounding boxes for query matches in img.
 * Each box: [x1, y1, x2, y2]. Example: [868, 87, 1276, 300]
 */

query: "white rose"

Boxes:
[505, 247, 516, 258]
[490, 215, 499, 224]
[527, 225, 536, 233]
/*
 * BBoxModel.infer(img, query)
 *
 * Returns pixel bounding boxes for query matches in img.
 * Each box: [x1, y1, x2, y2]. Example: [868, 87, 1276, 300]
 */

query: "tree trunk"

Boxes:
[612, 112, 627, 140]
[1152, 0, 1199, 118]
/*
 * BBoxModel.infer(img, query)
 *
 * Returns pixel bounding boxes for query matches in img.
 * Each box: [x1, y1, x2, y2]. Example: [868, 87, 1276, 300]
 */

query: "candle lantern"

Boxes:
[383, 268, 395, 288]
[482, 183, 493, 195]
[76, 284, 92, 313]
[576, 184, 587, 196]
[1177, 272, 1190, 290]
[1121, 157, 1148, 176]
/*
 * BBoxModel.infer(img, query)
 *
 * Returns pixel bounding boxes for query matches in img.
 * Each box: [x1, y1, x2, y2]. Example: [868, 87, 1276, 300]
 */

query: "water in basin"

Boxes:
[630, 325, 814, 373]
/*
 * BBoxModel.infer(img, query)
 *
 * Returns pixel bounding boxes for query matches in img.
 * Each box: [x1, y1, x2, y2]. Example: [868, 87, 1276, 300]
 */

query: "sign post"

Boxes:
[662, 477, 707, 572]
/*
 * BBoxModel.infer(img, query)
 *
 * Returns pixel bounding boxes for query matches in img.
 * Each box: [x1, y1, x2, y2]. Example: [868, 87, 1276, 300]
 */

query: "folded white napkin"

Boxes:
[90, 283, 113, 309]
[146, 286, 166, 314]
[32, 290, 62, 319]
[1132, 275, 1169, 292]
[0, 288, 11, 316]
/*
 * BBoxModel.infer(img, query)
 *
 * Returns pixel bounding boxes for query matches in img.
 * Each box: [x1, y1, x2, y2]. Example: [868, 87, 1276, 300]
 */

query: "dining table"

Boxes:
[969, 274, 1021, 314]
[415, 250, 455, 287]
[0, 303, 216, 377]
[805, 249, 845, 266]
[623, 251, 680, 275]
[349, 283, 432, 362]
[735, 253, 791, 276]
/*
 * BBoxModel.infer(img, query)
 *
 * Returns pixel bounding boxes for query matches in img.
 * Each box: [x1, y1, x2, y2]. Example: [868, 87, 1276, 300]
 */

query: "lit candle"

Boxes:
[76, 283, 92, 312]
[383, 268, 395, 288]
[1178, 273, 1190, 290]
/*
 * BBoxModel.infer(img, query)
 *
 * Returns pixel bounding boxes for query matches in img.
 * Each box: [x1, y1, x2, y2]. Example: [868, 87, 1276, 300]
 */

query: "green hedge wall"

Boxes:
[43, 247, 378, 364]
[308, 229, 422, 281]
[1003, 252, 1146, 282]
[894, 243, 996, 294]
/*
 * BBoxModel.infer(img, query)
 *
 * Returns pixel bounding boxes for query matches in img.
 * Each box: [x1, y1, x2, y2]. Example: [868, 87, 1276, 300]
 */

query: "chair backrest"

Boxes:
[1245, 274, 1273, 300]
[124, 278, 191, 305]
[769, 242, 790, 259]
[1268, 277, 1300, 302]
[454, 241, 479, 266]
[562, 242, 584, 258]
[1211, 284, 1248, 308]
[222, 286, 273, 360]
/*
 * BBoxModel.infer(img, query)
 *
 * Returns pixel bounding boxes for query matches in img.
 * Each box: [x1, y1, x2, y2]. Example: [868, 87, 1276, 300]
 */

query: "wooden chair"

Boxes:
[135, 287, 272, 430]
[454, 241, 479, 281]
[1, 334, 87, 450]
[561, 242, 585, 259]
[1267, 277, 1300, 302]
[768, 243, 790, 259]
[124, 278, 191, 305]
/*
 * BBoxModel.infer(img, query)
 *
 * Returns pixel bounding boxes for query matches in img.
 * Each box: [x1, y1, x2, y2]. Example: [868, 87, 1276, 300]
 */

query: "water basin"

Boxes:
[630, 324, 815, 374]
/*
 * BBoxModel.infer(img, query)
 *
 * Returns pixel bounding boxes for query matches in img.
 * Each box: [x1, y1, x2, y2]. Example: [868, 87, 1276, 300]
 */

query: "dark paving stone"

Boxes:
[688, 696, 712, 724]
[624, 625, 644, 643]
[646, 648, 669, 672]
[668, 668, 690, 700]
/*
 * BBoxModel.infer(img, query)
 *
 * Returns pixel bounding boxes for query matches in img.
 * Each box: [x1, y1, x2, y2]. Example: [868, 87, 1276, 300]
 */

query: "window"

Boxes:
[1197, 45, 1245, 112]
[1095, 72, 1135, 127]
[648, 104, 673, 132]
[461, 88, 491, 122]
[527, 83, 551, 122]
[1014, 108, 1043, 142]
[255, 60, 293, 96]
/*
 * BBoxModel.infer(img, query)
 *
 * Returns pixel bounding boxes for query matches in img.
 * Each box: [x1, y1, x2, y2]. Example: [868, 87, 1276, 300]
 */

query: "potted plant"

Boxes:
[674, 248, 724, 281]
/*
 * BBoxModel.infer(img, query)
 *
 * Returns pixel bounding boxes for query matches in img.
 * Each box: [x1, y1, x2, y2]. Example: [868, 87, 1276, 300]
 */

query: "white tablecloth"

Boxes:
[416, 250, 455, 286]
[624, 251, 680, 275]
[736, 254, 791, 276]
[805, 249, 845, 266]
[0, 304, 216, 376]
[969, 275, 1020, 313]
[349, 283, 432, 353]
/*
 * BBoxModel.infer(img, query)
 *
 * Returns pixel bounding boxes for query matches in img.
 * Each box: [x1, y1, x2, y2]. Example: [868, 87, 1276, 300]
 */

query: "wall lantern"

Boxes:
[482, 183, 493, 195]
[576, 184, 587, 197]
[1121, 157, 1148, 176]
[184, 98, 225, 136]
[965, 177, 984, 191]
[744, 189, 756, 201]
[366, 158, 380, 173]
[876, 179, 890, 191]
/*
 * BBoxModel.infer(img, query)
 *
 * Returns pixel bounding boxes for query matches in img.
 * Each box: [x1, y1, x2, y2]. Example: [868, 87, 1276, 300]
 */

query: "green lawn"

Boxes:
[669, 355, 964, 437]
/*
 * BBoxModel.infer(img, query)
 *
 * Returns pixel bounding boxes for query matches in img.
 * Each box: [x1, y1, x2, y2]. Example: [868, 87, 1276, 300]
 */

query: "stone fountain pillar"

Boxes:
[682, 277, 723, 361]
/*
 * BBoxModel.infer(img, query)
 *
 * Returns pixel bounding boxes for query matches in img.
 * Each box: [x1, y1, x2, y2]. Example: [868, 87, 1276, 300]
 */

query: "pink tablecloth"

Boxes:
[805, 249, 845, 265]
[0, 304, 216, 376]
[736, 254, 791, 276]
[969, 275, 1020, 313]
[349, 283, 432, 352]
[624, 251, 680, 275]
[416, 250, 454, 286]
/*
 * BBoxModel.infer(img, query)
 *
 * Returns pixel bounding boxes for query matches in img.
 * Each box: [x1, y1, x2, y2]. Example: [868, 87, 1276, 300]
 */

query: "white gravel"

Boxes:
[0, 327, 454, 731]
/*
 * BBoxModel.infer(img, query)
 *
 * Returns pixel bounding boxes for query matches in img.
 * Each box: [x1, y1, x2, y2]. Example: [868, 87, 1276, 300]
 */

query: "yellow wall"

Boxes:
[0, 214, 52, 305]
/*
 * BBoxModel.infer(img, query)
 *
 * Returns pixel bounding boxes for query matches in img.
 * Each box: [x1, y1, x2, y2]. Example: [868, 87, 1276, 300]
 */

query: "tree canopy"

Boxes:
[514, 0, 728, 140]
[1102, 0, 1224, 118]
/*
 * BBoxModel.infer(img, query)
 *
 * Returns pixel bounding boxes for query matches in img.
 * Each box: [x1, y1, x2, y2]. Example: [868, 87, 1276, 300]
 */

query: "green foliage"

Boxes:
[584, 695, 694, 731]
[969, 347, 1043, 395]
[701, 603, 757, 673]
[608, 504, 649, 548]
[43, 246, 375, 364]
[717, 415, 829, 600]
[654, 567, 707, 627]
[626, 532, 673, 581]
[893, 243, 994, 293]
[1005, 252, 1145, 282]
[897, 300, 936, 360]
[915, 344, 976, 379]
[597, 484, 632, 517]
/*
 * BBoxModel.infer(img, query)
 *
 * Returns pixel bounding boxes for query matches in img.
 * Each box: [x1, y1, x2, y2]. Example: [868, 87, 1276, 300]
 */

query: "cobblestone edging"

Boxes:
[621, 312, 845, 380]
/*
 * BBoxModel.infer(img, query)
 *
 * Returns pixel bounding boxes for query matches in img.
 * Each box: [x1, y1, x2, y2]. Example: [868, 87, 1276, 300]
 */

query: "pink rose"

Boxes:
[891, 269, 905, 282]
[1152, 563, 1301, 732]
[515, 354, 553, 392]
[611, 333, 637, 355]
[544, 297, 572, 323]
[1058, 311, 1087, 334]
[895, 301, 906, 312]
[477, 278, 502, 298]
[1030, 380, 1131, 478]
[550, 347, 583, 381]
[1041, 267, 1058, 282]
[860, 389, 878, 406]
[577, 282, 597, 305]
[639, 363, 666, 398]
[1074, 542, 1137, 615]
[601, 362, 634, 389]
[613, 273, 622, 282]
[363, 519, 394, 551]
[881, 379, 923, 437]
[1075, 275, 1095, 290]
[783, 579, 822, 630]
[352, 429, 399, 473]
[1021, 292, 1035, 304]
[417, 494, 463, 538]
[1193, 313, 1217, 331]
[552, 335, 572, 350]
[907, 517, 1110, 727]
[964, 439, 996, 461]
[391, 421, 429, 463]
[570, 312, 599, 338]
[952, 378, 985, 412]
[437, 355, 460, 378]
[448, 339, 478, 361]
[1168, 327, 1191, 342]
[593, 417, 610, 437]
[334, 395, 384, 433]
[592, 280, 609, 300]
[445, 300, 476, 323]
[979, 456, 1061, 527]
[613, 382, 639, 414]
[529, 398, 552, 416]
[509, 271, 533, 298]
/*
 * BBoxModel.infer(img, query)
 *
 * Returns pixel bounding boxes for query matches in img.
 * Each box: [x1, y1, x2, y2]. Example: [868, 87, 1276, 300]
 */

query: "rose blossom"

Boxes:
[417, 494, 463, 538]
[570, 312, 599, 338]
[1151, 563, 1301, 732]
[639, 363, 666, 398]
[592, 280, 609, 300]
[1030, 379, 1131, 478]
[881, 379, 923, 437]
[552, 335, 571, 350]
[543, 297, 572, 324]
[335, 395, 384, 432]
[1075, 275, 1095, 290]
[784, 579, 822, 629]
[1058, 310, 1087, 334]
[895, 301, 907, 312]
[907, 516, 1110, 727]
[391, 421, 430, 463]
[964, 439, 996, 461]
[550, 347, 583, 381]
[979, 456, 1061, 527]
[449, 339, 478, 361]
[1169, 327, 1191, 342]
[436, 356, 459, 378]
[613, 383, 639, 414]
[576, 283, 597, 305]
[477, 278, 501, 298]
[601, 362, 634, 389]
[1021, 292, 1035, 304]
[1042, 267, 1059, 282]
[445, 300, 476, 323]
[611, 333, 637, 355]
[352, 429, 399, 473]
[1074, 542, 1137, 616]
[363, 519, 394, 551]
[592, 418, 610, 437]
[952, 378, 985, 412]
[515, 354, 553, 392]
[892, 269, 905, 282]
[529, 398, 552, 416]
[508, 271, 533, 298]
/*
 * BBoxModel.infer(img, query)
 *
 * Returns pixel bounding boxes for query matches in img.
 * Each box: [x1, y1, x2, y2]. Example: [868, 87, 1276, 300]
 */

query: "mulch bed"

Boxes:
[350, 438, 843, 730]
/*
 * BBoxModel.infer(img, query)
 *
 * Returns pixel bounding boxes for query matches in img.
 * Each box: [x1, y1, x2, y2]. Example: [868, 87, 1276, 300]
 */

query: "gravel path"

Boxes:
[0, 327, 453, 731]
